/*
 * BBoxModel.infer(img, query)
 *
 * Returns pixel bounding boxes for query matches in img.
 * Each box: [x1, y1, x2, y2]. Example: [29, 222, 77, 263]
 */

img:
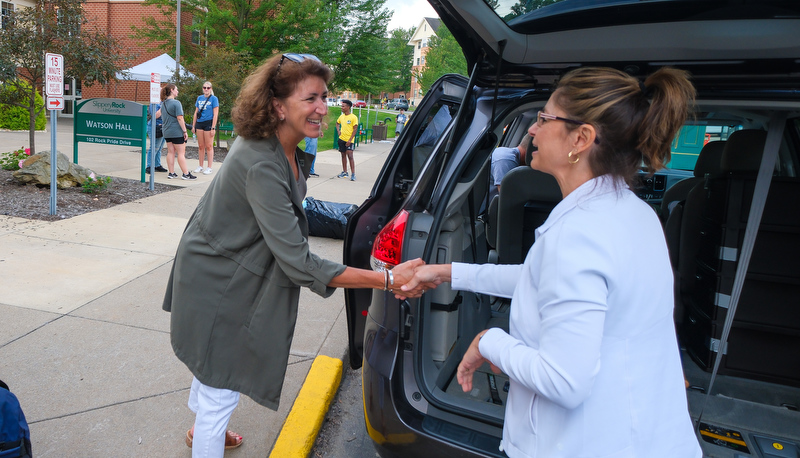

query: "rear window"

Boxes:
[667, 124, 742, 171]
[486, 0, 800, 34]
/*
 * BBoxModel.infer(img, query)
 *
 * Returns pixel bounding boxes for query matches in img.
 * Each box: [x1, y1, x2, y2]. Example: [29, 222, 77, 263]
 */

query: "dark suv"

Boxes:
[387, 98, 409, 111]
[343, 1, 800, 457]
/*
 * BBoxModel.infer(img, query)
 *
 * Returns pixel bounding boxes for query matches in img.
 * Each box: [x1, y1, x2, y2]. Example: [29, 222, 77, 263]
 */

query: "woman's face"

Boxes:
[528, 96, 575, 177]
[276, 76, 328, 143]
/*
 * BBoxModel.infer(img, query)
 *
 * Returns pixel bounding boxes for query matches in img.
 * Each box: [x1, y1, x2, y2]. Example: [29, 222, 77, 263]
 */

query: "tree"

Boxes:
[0, 0, 130, 154]
[504, 0, 562, 20]
[414, 25, 467, 96]
[332, 0, 393, 99]
[174, 47, 254, 142]
[132, 0, 341, 66]
[384, 27, 414, 95]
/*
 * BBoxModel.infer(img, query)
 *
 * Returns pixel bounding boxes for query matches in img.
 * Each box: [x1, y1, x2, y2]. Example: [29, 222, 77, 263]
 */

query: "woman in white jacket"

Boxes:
[401, 67, 702, 458]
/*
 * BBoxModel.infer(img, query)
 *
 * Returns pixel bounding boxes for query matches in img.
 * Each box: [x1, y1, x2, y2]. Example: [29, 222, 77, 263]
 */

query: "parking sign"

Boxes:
[45, 53, 64, 97]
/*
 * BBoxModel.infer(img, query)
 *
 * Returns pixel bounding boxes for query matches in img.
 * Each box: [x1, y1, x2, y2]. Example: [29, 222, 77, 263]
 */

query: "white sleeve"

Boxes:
[478, 223, 610, 409]
[451, 262, 522, 298]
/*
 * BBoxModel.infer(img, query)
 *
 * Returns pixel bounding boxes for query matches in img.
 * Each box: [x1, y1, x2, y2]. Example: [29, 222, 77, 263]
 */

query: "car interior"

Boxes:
[405, 99, 800, 453]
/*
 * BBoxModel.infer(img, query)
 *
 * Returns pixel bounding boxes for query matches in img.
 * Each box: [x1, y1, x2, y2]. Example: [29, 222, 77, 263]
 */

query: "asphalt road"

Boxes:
[310, 366, 380, 458]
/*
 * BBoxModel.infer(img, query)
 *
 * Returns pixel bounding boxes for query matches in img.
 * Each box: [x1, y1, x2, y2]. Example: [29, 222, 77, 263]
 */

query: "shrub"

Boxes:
[0, 80, 47, 131]
[0, 146, 32, 170]
[82, 173, 112, 193]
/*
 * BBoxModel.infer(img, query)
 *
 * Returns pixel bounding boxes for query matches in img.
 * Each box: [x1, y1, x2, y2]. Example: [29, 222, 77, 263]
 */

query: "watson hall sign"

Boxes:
[73, 98, 149, 182]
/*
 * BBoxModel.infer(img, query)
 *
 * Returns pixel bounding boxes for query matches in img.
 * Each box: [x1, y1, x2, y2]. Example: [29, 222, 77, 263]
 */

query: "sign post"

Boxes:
[148, 73, 161, 191]
[45, 52, 64, 215]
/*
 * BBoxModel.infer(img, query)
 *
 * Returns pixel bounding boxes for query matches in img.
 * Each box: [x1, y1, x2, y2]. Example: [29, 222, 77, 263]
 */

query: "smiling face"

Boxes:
[274, 76, 329, 145]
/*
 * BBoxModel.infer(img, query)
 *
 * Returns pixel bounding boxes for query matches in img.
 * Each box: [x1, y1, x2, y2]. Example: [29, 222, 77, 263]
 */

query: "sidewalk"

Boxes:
[0, 115, 395, 457]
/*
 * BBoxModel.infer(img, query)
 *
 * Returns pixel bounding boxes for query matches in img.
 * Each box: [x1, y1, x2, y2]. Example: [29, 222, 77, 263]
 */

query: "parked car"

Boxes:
[343, 1, 800, 457]
[353, 100, 367, 108]
[387, 98, 409, 111]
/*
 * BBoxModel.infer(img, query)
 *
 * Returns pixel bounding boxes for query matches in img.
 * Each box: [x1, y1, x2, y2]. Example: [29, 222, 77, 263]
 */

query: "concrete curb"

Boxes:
[270, 355, 344, 457]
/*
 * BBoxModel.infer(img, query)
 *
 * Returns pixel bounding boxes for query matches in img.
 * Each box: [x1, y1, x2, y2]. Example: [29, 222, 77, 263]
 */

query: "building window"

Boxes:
[417, 42, 421, 49]
[421, 56, 425, 65]
[421, 40, 427, 48]
[191, 16, 203, 45]
[416, 57, 420, 65]
[2, 1, 14, 29]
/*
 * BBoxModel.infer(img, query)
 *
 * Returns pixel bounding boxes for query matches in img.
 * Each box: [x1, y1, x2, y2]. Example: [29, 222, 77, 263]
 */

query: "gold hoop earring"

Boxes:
[568, 150, 580, 164]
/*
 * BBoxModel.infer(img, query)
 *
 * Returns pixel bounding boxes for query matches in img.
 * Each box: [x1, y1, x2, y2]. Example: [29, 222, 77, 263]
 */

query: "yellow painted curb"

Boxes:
[269, 355, 343, 458]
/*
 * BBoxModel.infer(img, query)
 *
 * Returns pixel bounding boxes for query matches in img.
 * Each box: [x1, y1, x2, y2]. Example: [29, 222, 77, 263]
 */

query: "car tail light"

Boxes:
[370, 210, 408, 271]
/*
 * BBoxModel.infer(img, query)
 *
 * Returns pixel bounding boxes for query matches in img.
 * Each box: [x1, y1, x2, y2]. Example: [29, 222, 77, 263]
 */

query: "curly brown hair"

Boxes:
[553, 67, 695, 185]
[232, 54, 333, 140]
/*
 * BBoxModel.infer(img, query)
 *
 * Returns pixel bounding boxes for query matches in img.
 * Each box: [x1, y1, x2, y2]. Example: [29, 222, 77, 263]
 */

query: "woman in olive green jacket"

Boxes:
[163, 53, 422, 457]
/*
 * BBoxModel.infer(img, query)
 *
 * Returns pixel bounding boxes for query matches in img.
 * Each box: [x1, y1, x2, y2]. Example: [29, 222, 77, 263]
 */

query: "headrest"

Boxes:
[693, 141, 725, 178]
[721, 129, 767, 174]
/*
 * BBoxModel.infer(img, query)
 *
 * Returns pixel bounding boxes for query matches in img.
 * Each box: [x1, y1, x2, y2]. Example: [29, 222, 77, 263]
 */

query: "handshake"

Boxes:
[383, 259, 452, 300]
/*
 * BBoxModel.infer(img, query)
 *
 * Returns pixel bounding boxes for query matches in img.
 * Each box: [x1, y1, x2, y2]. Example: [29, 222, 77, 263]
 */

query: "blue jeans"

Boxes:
[304, 137, 318, 174]
[147, 132, 165, 168]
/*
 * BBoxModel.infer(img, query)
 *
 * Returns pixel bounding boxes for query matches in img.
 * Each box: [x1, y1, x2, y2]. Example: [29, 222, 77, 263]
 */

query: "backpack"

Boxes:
[0, 379, 31, 458]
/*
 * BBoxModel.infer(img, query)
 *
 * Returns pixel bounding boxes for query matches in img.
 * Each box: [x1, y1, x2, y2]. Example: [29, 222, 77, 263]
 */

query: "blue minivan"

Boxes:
[343, 1, 800, 456]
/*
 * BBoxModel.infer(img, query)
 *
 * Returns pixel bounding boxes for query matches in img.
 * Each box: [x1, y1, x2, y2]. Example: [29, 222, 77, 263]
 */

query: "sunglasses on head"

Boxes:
[276, 53, 321, 75]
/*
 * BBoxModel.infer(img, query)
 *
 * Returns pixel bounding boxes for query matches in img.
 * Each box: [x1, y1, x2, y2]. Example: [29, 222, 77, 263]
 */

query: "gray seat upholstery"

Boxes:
[663, 140, 726, 270]
[675, 131, 766, 315]
[660, 140, 726, 224]
[495, 167, 562, 265]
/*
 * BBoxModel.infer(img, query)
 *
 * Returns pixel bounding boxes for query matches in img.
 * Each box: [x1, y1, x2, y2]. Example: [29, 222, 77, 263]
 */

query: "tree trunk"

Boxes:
[28, 85, 37, 155]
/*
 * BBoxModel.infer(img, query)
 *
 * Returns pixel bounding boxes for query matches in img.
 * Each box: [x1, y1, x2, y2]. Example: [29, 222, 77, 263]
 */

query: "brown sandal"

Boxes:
[185, 426, 243, 450]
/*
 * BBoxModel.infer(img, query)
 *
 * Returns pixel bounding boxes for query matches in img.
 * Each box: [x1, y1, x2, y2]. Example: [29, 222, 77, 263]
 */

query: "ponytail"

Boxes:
[638, 68, 696, 172]
[554, 67, 695, 184]
[161, 84, 176, 102]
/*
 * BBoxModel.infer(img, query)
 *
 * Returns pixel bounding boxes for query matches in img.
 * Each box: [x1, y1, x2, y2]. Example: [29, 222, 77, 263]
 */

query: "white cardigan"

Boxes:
[452, 175, 701, 458]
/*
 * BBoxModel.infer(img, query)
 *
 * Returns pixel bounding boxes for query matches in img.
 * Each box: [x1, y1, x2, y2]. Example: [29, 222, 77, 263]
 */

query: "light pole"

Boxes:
[175, 0, 181, 81]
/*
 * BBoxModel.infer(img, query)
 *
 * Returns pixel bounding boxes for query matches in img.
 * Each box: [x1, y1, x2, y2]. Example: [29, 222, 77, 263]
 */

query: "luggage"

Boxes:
[303, 197, 359, 240]
[0, 379, 31, 458]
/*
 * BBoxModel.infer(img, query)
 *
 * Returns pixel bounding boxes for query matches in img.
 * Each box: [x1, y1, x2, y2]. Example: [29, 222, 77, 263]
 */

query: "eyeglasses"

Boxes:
[202, 86, 211, 89]
[535, 111, 601, 144]
[536, 111, 585, 127]
[275, 53, 321, 76]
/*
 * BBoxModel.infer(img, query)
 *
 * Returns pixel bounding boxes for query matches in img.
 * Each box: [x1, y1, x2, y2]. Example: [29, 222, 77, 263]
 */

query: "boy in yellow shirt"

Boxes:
[336, 100, 359, 180]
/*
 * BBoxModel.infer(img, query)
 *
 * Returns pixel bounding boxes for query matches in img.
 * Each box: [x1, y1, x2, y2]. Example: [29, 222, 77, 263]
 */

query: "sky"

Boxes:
[385, 0, 438, 32]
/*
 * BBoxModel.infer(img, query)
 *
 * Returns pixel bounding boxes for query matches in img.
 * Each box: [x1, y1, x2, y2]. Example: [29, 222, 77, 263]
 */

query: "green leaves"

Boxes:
[415, 25, 467, 95]
[0, 0, 131, 154]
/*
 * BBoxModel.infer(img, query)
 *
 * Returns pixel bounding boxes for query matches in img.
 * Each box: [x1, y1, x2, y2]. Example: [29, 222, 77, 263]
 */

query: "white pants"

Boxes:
[188, 377, 241, 458]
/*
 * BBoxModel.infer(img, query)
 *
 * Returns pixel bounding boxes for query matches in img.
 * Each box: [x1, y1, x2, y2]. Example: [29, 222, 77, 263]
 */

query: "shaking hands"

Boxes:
[388, 262, 453, 300]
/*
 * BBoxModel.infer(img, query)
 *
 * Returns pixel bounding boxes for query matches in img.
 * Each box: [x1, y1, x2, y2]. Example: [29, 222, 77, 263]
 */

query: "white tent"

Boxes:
[116, 53, 194, 82]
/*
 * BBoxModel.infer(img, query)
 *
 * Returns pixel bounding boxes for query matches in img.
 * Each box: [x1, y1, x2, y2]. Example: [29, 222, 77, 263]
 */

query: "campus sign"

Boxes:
[73, 98, 148, 181]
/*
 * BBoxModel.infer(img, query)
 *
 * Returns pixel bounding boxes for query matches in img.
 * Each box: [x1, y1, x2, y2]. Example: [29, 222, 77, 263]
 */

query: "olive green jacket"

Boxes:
[163, 136, 346, 410]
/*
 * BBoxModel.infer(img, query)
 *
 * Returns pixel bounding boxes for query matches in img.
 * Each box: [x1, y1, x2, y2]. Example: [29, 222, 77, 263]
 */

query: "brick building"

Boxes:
[1, 0, 196, 114]
[81, 0, 196, 105]
[408, 17, 440, 107]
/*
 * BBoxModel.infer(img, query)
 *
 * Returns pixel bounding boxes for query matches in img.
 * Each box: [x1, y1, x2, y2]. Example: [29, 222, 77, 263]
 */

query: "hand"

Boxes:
[456, 331, 500, 392]
[387, 258, 425, 298]
[396, 264, 450, 299]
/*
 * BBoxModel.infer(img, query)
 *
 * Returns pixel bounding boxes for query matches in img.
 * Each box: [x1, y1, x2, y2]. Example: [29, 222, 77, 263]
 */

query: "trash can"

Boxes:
[372, 124, 387, 141]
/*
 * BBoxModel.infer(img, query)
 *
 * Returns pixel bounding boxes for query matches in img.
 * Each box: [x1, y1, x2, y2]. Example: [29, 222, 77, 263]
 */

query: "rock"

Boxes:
[12, 151, 95, 188]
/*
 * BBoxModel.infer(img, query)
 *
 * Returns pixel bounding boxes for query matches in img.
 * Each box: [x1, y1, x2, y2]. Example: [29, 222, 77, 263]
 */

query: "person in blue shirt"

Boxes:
[395, 109, 407, 137]
[146, 102, 167, 173]
[303, 122, 325, 177]
[191, 81, 220, 175]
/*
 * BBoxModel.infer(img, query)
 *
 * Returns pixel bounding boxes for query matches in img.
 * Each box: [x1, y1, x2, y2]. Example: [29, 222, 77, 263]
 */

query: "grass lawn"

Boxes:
[208, 105, 413, 150]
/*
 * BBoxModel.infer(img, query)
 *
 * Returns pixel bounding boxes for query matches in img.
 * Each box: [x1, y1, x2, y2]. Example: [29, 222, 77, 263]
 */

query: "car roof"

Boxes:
[431, 0, 800, 88]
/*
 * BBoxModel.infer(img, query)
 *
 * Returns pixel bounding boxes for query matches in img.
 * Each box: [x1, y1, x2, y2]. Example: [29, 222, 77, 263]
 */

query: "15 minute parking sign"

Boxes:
[45, 53, 64, 97]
